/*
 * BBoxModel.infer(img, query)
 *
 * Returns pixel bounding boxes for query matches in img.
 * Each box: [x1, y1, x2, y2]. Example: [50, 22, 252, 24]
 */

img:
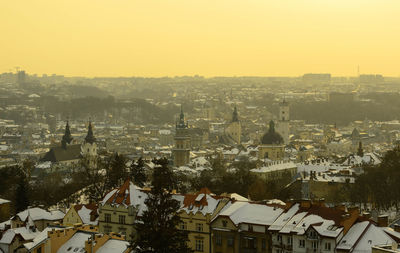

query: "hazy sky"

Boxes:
[1, 0, 399, 77]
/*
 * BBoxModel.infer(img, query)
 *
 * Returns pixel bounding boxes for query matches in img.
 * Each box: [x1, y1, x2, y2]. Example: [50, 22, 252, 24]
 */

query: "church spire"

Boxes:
[176, 105, 188, 129]
[61, 121, 73, 149]
[232, 106, 239, 122]
[85, 121, 96, 144]
[269, 120, 275, 133]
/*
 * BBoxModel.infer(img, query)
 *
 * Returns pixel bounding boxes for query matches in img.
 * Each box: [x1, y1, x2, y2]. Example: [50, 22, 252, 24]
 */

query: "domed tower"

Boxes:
[173, 107, 191, 167]
[258, 120, 285, 161]
[224, 106, 241, 144]
[81, 121, 97, 167]
[276, 99, 290, 145]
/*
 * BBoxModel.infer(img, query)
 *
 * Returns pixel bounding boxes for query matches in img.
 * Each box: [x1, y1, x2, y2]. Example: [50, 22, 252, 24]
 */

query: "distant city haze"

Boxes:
[1, 0, 399, 77]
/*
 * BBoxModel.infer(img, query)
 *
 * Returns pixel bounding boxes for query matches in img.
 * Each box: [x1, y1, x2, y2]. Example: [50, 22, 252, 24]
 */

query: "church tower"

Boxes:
[61, 121, 73, 149]
[224, 106, 241, 144]
[173, 107, 191, 167]
[81, 121, 97, 167]
[276, 99, 290, 145]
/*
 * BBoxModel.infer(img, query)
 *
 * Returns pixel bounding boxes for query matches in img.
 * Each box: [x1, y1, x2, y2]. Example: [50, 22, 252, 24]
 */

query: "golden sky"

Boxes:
[1, 0, 399, 77]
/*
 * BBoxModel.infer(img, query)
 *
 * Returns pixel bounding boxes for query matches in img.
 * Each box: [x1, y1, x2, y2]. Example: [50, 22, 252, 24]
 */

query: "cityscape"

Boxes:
[1, 1, 400, 253]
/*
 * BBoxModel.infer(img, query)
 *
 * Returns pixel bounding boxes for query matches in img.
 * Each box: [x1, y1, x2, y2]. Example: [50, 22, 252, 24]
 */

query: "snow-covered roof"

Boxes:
[0, 198, 10, 205]
[337, 221, 397, 253]
[180, 188, 225, 216]
[251, 161, 297, 173]
[96, 239, 130, 253]
[217, 201, 284, 226]
[24, 227, 63, 250]
[343, 153, 382, 166]
[101, 180, 147, 215]
[16, 208, 64, 222]
[269, 203, 301, 231]
[56, 232, 91, 253]
[0, 227, 39, 245]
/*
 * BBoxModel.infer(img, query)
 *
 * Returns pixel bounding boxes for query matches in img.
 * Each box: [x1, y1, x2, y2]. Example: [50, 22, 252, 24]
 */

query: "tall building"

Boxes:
[276, 99, 290, 145]
[81, 121, 98, 167]
[173, 107, 191, 167]
[224, 106, 241, 144]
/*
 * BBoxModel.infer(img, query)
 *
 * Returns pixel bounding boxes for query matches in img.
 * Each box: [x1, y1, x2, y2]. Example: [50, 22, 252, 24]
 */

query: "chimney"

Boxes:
[377, 215, 388, 227]
[394, 224, 400, 233]
[300, 200, 311, 209]
[362, 212, 371, 219]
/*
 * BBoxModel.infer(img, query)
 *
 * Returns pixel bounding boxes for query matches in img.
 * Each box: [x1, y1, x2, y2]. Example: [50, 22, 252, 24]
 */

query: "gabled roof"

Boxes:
[73, 204, 98, 225]
[101, 180, 147, 215]
[180, 188, 225, 215]
[337, 221, 398, 253]
[41, 144, 81, 163]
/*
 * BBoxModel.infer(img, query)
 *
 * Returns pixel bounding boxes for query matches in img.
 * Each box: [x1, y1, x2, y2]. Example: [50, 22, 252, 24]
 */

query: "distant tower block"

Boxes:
[173, 107, 191, 167]
[277, 99, 290, 145]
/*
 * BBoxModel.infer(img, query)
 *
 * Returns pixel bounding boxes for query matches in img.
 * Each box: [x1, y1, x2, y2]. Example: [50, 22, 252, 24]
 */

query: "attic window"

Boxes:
[67, 247, 72, 251]
[222, 220, 228, 227]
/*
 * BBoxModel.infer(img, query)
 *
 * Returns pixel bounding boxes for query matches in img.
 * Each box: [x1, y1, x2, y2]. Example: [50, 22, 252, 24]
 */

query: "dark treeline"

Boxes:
[291, 93, 400, 126]
[350, 146, 400, 210]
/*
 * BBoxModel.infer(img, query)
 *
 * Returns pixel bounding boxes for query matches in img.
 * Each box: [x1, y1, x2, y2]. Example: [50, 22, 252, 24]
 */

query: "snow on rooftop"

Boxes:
[251, 161, 296, 173]
[0, 198, 10, 205]
[96, 239, 130, 253]
[219, 202, 284, 226]
[57, 232, 92, 253]
[77, 206, 98, 225]
[17, 208, 64, 222]
[269, 203, 300, 231]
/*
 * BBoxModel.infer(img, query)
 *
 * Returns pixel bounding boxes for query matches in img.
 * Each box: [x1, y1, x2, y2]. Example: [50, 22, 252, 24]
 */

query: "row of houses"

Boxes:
[2, 180, 400, 253]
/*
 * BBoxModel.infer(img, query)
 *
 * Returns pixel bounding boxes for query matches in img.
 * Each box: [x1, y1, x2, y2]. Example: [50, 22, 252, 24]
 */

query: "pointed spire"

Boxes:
[269, 120, 275, 133]
[177, 105, 187, 129]
[232, 106, 239, 122]
[61, 121, 73, 149]
[85, 120, 96, 144]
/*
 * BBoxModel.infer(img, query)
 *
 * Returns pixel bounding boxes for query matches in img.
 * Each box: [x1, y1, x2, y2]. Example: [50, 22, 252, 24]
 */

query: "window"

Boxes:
[277, 234, 282, 242]
[195, 239, 204, 252]
[262, 238, 266, 250]
[196, 223, 203, 232]
[119, 215, 125, 224]
[180, 221, 187, 230]
[299, 239, 305, 248]
[105, 213, 111, 223]
[248, 224, 253, 232]
[325, 242, 331, 251]
[227, 237, 234, 247]
[287, 236, 292, 245]
[312, 241, 318, 249]
[222, 220, 228, 227]
[216, 234, 222, 246]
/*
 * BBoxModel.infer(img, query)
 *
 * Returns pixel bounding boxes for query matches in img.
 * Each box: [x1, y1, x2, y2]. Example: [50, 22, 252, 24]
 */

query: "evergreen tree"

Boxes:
[106, 153, 127, 190]
[134, 158, 192, 253]
[15, 174, 30, 213]
[130, 157, 147, 187]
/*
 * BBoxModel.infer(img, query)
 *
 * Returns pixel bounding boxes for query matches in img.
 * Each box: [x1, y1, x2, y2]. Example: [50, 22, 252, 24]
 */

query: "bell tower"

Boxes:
[81, 121, 97, 167]
[173, 107, 191, 167]
[277, 99, 290, 145]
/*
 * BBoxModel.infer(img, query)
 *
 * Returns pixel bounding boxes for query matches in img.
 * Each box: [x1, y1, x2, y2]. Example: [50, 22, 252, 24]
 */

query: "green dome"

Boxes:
[261, 120, 284, 145]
